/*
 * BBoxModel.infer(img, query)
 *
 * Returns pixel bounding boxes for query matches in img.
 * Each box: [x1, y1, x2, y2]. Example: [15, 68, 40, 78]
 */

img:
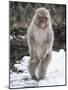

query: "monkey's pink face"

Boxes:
[34, 8, 50, 29]
[38, 16, 48, 29]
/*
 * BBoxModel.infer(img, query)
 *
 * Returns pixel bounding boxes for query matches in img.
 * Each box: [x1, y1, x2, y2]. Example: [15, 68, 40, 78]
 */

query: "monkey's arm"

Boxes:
[27, 29, 36, 59]
[41, 31, 54, 61]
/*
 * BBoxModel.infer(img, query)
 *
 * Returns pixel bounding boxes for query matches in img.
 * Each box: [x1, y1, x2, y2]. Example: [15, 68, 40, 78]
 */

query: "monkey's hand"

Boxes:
[40, 32, 53, 62]
[30, 49, 37, 60]
[40, 43, 52, 63]
[40, 52, 47, 63]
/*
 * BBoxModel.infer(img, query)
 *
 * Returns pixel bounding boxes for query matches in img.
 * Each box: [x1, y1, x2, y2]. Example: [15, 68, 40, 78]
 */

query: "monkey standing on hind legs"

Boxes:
[27, 7, 54, 81]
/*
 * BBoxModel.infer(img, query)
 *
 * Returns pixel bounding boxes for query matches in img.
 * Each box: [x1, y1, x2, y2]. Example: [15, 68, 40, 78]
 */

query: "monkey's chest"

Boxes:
[33, 30, 47, 45]
[33, 30, 48, 57]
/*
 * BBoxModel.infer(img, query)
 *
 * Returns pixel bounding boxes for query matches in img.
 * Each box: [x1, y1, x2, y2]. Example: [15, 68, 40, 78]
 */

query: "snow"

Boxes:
[10, 49, 65, 88]
[17, 35, 25, 39]
[10, 36, 13, 40]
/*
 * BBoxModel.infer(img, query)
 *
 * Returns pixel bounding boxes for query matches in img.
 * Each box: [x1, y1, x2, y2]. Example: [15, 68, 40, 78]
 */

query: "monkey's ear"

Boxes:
[33, 15, 39, 26]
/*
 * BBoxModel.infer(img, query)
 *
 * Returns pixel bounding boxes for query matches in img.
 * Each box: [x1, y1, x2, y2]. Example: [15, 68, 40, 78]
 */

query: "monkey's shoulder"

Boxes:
[27, 24, 35, 34]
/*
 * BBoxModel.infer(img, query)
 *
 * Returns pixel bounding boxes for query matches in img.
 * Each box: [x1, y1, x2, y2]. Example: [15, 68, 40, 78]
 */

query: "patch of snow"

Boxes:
[17, 35, 25, 39]
[10, 36, 13, 40]
[14, 64, 20, 69]
[10, 49, 65, 88]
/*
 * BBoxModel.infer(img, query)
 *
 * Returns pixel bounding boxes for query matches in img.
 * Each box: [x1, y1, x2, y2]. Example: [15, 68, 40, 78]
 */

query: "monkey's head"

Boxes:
[33, 8, 51, 29]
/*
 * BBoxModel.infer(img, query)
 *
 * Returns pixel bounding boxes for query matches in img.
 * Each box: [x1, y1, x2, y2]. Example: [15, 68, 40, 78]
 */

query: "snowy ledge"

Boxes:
[10, 49, 65, 88]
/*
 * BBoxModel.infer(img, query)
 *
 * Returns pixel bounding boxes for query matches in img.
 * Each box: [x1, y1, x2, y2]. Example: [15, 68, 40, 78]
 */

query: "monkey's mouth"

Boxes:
[40, 21, 46, 29]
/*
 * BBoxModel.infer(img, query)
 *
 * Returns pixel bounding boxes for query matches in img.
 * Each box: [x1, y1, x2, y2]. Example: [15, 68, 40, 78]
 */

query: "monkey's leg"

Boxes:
[37, 62, 44, 80]
[28, 57, 39, 80]
[38, 52, 52, 80]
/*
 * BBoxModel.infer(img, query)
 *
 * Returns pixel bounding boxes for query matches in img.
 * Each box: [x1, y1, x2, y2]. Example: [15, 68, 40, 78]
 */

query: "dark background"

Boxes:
[9, 1, 66, 71]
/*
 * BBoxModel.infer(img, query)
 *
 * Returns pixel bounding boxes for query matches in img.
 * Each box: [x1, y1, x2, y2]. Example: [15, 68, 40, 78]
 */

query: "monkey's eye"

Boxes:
[39, 16, 48, 22]
[44, 17, 48, 22]
[38, 16, 42, 20]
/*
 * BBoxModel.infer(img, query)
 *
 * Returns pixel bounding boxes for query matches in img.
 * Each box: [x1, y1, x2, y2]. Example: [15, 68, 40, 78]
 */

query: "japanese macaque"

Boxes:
[27, 8, 54, 81]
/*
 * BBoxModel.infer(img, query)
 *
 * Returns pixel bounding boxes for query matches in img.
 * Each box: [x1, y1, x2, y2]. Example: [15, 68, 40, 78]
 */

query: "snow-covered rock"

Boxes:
[10, 49, 65, 88]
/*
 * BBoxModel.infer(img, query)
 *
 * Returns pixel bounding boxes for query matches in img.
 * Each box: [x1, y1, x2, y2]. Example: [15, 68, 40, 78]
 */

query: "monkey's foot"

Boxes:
[38, 77, 44, 80]
[32, 75, 39, 81]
